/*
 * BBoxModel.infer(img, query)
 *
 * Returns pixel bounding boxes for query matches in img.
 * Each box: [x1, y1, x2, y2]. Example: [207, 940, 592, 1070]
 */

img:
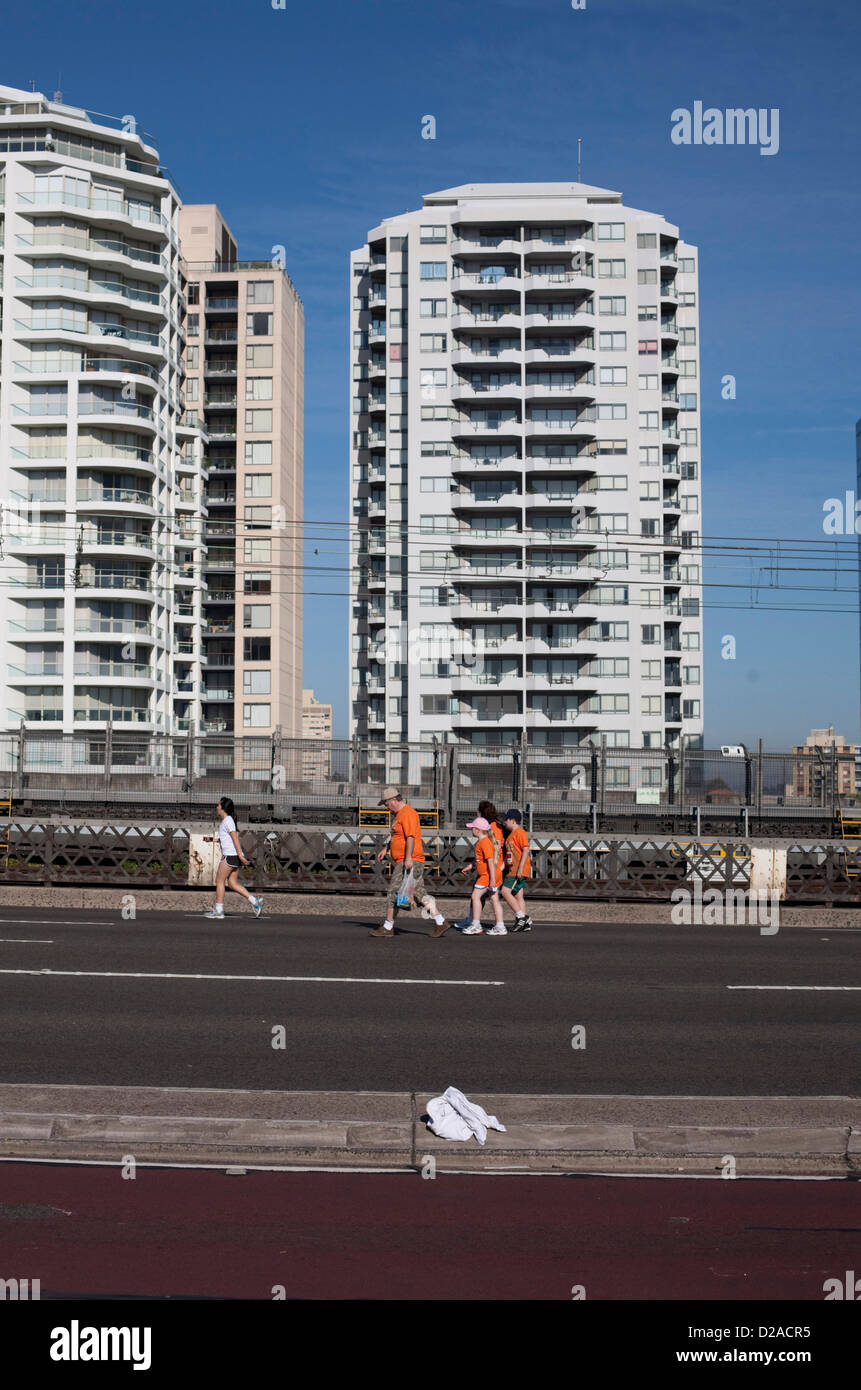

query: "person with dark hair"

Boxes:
[454, 799, 506, 930]
[501, 808, 533, 931]
[205, 797, 263, 920]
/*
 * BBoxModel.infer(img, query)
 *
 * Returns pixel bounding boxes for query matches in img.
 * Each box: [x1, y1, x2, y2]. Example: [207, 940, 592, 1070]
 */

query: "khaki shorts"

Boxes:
[386, 859, 432, 912]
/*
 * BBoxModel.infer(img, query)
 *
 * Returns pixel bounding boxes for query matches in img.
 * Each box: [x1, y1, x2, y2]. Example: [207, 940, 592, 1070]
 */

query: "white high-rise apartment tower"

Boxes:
[349, 183, 704, 773]
[0, 84, 205, 740]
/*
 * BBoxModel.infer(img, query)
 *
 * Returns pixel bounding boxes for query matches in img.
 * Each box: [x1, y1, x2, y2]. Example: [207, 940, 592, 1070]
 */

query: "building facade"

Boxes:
[348, 183, 704, 778]
[179, 205, 304, 744]
[302, 687, 332, 779]
[791, 726, 858, 801]
[0, 84, 205, 743]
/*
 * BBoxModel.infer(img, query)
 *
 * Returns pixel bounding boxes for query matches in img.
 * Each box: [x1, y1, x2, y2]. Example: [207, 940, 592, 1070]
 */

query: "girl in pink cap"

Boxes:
[461, 816, 507, 935]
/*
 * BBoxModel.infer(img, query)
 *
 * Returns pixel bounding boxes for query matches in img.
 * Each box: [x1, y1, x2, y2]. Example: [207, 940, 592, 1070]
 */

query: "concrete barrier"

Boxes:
[188, 834, 218, 887]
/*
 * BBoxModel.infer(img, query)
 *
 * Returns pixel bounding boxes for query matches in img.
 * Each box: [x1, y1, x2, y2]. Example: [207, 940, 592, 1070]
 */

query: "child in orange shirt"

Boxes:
[461, 817, 506, 936]
[502, 807, 533, 931]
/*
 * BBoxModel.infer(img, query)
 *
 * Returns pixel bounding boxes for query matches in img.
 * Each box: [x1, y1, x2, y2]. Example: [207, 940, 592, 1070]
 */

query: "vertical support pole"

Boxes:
[104, 719, 113, 806]
[756, 737, 763, 818]
[599, 734, 607, 817]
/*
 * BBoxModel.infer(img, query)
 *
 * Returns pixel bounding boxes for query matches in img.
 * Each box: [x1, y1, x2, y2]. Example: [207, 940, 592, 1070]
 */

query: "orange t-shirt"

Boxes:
[391, 804, 425, 863]
[504, 826, 531, 878]
[475, 833, 502, 888]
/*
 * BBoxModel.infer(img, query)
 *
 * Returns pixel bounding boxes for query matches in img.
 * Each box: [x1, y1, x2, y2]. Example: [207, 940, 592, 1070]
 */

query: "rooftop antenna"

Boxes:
[53, 72, 62, 102]
[577, 137, 582, 184]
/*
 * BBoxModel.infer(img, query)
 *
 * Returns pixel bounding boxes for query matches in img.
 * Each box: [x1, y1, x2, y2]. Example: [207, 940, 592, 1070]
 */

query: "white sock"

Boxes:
[434, 913, 445, 926]
[471, 919, 481, 929]
[214, 905, 224, 914]
[383, 919, 394, 931]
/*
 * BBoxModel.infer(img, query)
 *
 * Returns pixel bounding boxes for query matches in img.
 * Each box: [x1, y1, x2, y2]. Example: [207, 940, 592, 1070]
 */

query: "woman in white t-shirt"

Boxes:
[205, 797, 263, 919]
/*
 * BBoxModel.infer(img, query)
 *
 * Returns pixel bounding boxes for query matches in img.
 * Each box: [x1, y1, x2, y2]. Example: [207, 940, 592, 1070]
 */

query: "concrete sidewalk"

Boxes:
[0, 1085, 857, 1175]
[1, 885, 861, 926]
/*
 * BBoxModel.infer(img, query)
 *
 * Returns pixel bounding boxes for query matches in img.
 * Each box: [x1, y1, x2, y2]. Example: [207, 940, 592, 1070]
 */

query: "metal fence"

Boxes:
[1, 825, 860, 903]
[0, 729, 859, 832]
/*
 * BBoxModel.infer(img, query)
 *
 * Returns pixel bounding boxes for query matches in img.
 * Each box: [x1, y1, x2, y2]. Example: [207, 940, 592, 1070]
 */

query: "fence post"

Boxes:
[104, 720, 113, 803]
[599, 735, 607, 817]
[447, 744, 460, 832]
[350, 731, 359, 804]
[666, 745, 676, 807]
[271, 724, 282, 797]
[756, 738, 763, 817]
[519, 729, 528, 804]
[678, 734, 686, 813]
[16, 724, 26, 801]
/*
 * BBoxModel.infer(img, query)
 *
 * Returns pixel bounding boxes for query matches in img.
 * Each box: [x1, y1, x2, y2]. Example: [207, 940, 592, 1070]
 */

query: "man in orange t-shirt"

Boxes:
[502, 808, 533, 932]
[370, 786, 451, 939]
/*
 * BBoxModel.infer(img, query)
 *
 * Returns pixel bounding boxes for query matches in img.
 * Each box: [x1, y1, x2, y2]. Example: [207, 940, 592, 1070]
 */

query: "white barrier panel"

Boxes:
[188, 834, 218, 887]
[750, 846, 787, 899]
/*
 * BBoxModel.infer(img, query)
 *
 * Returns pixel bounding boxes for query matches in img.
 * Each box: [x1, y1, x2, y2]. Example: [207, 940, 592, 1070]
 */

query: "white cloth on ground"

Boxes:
[425, 1086, 506, 1145]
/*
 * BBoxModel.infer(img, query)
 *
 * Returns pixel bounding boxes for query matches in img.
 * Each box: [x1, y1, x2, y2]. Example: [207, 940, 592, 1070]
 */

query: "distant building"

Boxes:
[302, 688, 332, 780]
[792, 727, 857, 802]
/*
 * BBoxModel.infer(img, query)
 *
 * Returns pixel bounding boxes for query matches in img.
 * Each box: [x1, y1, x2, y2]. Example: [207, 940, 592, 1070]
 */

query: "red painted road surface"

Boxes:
[0, 1164, 858, 1300]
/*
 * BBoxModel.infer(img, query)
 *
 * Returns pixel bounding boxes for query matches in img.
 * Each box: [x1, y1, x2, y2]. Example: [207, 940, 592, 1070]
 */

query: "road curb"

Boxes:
[0, 1086, 856, 1176]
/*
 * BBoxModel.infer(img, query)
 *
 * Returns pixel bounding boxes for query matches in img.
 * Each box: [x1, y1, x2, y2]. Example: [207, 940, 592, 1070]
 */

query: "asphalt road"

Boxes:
[0, 907, 858, 1093]
[1, 1161, 858, 1301]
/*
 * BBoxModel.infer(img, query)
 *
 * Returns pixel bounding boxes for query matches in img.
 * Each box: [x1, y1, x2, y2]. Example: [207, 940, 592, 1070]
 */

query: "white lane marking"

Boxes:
[0, 919, 111, 925]
[0, 938, 52, 943]
[727, 985, 861, 991]
[0, 969, 503, 987]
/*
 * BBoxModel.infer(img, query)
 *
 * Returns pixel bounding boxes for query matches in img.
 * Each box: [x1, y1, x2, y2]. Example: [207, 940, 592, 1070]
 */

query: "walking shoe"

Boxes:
[485, 923, 508, 935]
[368, 925, 394, 938]
[252, 896, 263, 918]
[512, 915, 532, 932]
[204, 909, 225, 919]
[461, 923, 483, 935]
[453, 916, 472, 930]
[429, 917, 451, 938]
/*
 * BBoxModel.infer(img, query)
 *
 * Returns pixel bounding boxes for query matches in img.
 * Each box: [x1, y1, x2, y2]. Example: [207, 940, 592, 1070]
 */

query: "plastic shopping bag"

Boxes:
[396, 867, 417, 907]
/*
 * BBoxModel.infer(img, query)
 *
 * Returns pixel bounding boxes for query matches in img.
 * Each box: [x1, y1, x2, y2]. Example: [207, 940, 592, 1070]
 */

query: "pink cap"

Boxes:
[467, 817, 490, 832]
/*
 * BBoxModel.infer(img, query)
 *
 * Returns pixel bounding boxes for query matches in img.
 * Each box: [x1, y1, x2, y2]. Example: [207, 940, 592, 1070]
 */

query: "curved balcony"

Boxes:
[523, 343, 594, 366]
[450, 450, 522, 475]
[14, 274, 164, 317]
[523, 378, 595, 403]
[523, 236, 591, 256]
[451, 237, 522, 257]
[451, 488, 522, 510]
[523, 414, 595, 440]
[18, 189, 167, 239]
[15, 229, 165, 275]
[524, 269, 593, 292]
[523, 308, 593, 332]
[78, 399, 157, 429]
[451, 413, 522, 440]
[13, 315, 163, 356]
[13, 355, 160, 383]
[76, 447, 157, 478]
[451, 269, 522, 293]
[450, 346, 521, 368]
[450, 378, 521, 403]
[450, 309, 521, 333]
[76, 484, 154, 513]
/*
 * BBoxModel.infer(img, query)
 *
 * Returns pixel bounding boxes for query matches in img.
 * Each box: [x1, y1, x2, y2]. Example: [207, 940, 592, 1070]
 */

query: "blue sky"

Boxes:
[4, 0, 861, 745]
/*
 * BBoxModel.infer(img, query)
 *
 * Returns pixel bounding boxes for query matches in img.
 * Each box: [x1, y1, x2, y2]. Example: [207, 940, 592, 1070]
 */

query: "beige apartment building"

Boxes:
[302, 687, 332, 779]
[178, 205, 304, 747]
[791, 726, 858, 801]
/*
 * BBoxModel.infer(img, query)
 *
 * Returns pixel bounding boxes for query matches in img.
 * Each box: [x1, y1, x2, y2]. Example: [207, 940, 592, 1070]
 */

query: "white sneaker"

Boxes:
[461, 923, 483, 935]
[486, 924, 508, 935]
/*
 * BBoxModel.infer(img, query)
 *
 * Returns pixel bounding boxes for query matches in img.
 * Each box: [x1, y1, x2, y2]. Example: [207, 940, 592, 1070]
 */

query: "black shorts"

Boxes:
[223, 854, 242, 869]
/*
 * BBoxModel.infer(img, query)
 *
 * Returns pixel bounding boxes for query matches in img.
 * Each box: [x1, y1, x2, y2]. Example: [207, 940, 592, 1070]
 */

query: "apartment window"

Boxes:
[243, 670, 271, 694]
[639, 374, 658, 390]
[642, 696, 662, 716]
[389, 378, 408, 394]
[420, 441, 450, 456]
[420, 550, 454, 570]
[245, 377, 273, 400]
[599, 332, 626, 350]
[420, 225, 447, 242]
[640, 555, 660, 574]
[245, 441, 272, 467]
[679, 258, 696, 273]
[640, 482, 659, 500]
[598, 259, 625, 278]
[421, 695, 458, 714]
[246, 344, 273, 367]
[353, 295, 367, 312]
[244, 506, 272, 528]
[421, 476, 449, 492]
[639, 411, 659, 429]
[678, 291, 696, 306]
[595, 440, 627, 455]
[638, 305, 657, 321]
[420, 262, 447, 279]
[244, 637, 270, 661]
[420, 515, 450, 534]
[244, 570, 271, 594]
[678, 360, 697, 377]
[597, 223, 625, 240]
[681, 598, 700, 616]
[682, 699, 701, 719]
[420, 586, 450, 606]
[585, 694, 629, 713]
[640, 446, 659, 465]
[641, 625, 661, 644]
[641, 660, 661, 679]
[679, 328, 697, 345]
[243, 604, 271, 629]
[246, 312, 273, 336]
[598, 296, 626, 315]
[243, 703, 271, 727]
[591, 474, 626, 489]
[186, 315, 199, 336]
[682, 631, 700, 651]
[185, 378, 198, 402]
[681, 429, 698, 445]
[187, 283, 200, 305]
[243, 539, 271, 563]
[638, 340, 658, 354]
[641, 589, 661, 607]
[245, 409, 272, 432]
[389, 272, 408, 288]
[637, 269, 657, 284]
[420, 334, 447, 353]
[681, 495, 699, 512]
[420, 368, 447, 389]
[681, 461, 698, 480]
[636, 233, 657, 249]
[679, 393, 698, 411]
[683, 665, 701, 684]
[596, 404, 626, 420]
[389, 308, 407, 327]
[186, 346, 199, 369]
[599, 366, 627, 385]
[421, 405, 450, 420]
[420, 299, 447, 317]
[641, 518, 660, 536]
[247, 281, 274, 305]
